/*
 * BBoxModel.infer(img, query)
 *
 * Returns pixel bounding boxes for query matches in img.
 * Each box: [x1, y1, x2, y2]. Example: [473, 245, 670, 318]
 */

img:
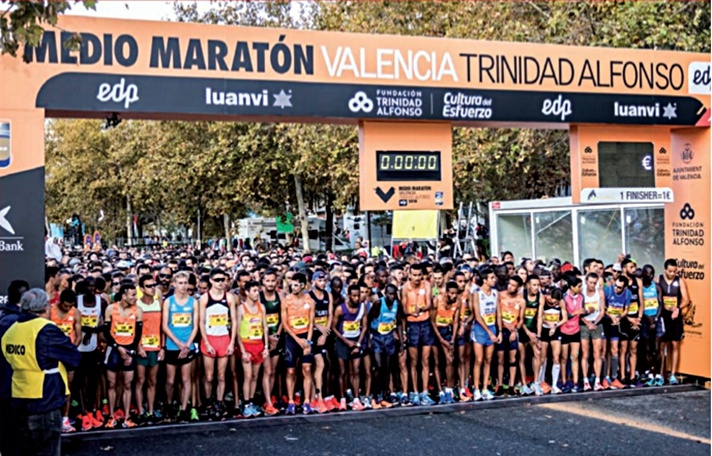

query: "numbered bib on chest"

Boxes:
[172, 312, 192, 328]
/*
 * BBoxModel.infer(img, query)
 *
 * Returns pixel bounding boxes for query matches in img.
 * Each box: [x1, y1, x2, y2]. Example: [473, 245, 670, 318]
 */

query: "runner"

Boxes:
[401, 264, 435, 406]
[560, 277, 583, 393]
[358, 280, 375, 408]
[260, 269, 282, 416]
[236, 280, 270, 418]
[162, 271, 200, 423]
[368, 283, 400, 408]
[519, 275, 543, 396]
[281, 272, 316, 415]
[431, 281, 460, 403]
[471, 268, 500, 401]
[620, 259, 643, 386]
[640, 265, 663, 386]
[496, 276, 524, 397]
[199, 268, 237, 421]
[50, 290, 81, 432]
[537, 288, 567, 394]
[135, 274, 164, 425]
[580, 273, 605, 392]
[332, 284, 368, 410]
[309, 270, 333, 413]
[603, 276, 630, 389]
[658, 259, 689, 385]
[103, 284, 143, 428]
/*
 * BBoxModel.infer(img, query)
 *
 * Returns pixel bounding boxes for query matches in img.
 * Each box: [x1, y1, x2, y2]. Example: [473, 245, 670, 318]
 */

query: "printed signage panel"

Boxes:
[359, 122, 453, 211]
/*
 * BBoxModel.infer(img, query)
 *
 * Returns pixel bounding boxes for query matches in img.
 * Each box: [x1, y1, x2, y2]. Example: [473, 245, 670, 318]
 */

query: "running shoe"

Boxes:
[420, 392, 435, 406]
[531, 383, 543, 396]
[351, 398, 364, 411]
[271, 395, 278, 407]
[294, 392, 302, 407]
[389, 392, 398, 405]
[552, 384, 562, 395]
[114, 409, 125, 421]
[62, 417, 76, 433]
[410, 392, 421, 406]
[601, 378, 610, 389]
[669, 374, 679, 385]
[264, 403, 279, 416]
[286, 403, 296, 415]
[583, 380, 592, 392]
[593, 381, 603, 391]
[473, 389, 483, 401]
[380, 397, 394, 408]
[628, 379, 637, 388]
[399, 393, 411, 407]
[339, 398, 347, 411]
[459, 388, 473, 402]
[80, 414, 93, 432]
[610, 379, 625, 390]
[521, 384, 533, 396]
[571, 385, 580, 393]
[494, 386, 505, 397]
[513, 384, 523, 396]
[122, 418, 137, 429]
[105, 418, 118, 429]
[102, 403, 110, 416]
[438, 391, 446, 404]
[190, 408, 199, 421]
[177, 410, 189, 423]
[645, 375, 656, 387]
[316, 398, 328, 414]
[371, 399, 382, 410]
[302, 403, 313, 415]
[654, 375, 664, 387]
[562, 381, 572, 394]
[482, 389, 494, 401]
[92, 410, 105, 428]
[326, 396, 339, 411]
[361, 396, 372, 409]
[539, 382, 552, 395]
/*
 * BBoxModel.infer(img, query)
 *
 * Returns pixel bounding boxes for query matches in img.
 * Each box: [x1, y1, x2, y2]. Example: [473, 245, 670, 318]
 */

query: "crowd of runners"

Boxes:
[3, 245, 689, 432]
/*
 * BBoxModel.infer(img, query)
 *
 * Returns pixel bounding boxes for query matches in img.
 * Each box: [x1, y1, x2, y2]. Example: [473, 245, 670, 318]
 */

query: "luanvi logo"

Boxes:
[348, 91, 374, 113]
[97, 78, 139, 109]
[541, 94, 572, 121]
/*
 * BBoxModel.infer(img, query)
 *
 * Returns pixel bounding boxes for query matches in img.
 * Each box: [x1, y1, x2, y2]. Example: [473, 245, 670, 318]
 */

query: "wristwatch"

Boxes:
[356, 342, 361, 348]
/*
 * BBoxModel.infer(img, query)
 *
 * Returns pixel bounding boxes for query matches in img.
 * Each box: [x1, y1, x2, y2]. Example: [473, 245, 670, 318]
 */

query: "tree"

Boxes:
[1, 0, 96, 58]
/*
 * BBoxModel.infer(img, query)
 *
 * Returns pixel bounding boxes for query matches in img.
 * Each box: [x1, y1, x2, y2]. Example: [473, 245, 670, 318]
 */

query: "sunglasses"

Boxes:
[112, 282, 121, 286]
[159, 273, 172, 279]
[212, 277, 226, 283]
[143, 283, 156, 288]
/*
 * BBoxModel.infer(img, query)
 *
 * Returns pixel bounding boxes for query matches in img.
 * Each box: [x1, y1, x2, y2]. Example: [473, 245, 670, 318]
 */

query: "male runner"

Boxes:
[640, 265, 663, 386]
[236, 281, 270, 418]
[455, 271, 474, 401]
[471, 268, 500, 401]
[496, 276, 524, 396]
[603, 276, 630, 389]
[135, 274, 164, 425]
[658, 259, 689, 385]
[537, 288, 567, 394]
[162, 271, 200, 422]
[519, 275, 543, 396]
[281, 273, 316, 415]
[620, 259, 643, 386]
[332, 284, 368, 410]
[368, 283, 401, 407]
[309, 270, 333, 413]
[50, 290, 82, 432]
[431, 281, 460, 403]
[580, 273, 605, 391]
[401, 264, 435, 406]
[199, 268, 237, 420]
[103, 284, 143, 429]
[260, 269, 282, 415]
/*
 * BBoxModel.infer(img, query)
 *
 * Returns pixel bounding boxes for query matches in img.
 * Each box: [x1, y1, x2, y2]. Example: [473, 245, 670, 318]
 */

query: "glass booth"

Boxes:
[489, 197, 665, 270]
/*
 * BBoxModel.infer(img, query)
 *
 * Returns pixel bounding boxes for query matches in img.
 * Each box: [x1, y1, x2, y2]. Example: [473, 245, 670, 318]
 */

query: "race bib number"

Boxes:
[172, 312, 192, 328]
[483, 311, 495, 326]
[115, 323, 134, 336]
[208, 314, 228, 328]
[58, 324, 73, 337]
[544, 312, 559, 324]
[377, 322, 395, 335]
[524, 308, 537, 319]
[81, 315, 98, 327]
[266, 313, 279, 329]
[607, 307, 623, 317]
[247, 321, 263, 340]
[290, 315, 308, 330]
[501, 311, 516, 325]
[315, 316, 328, 327]
[663, 296, 677, 311]
[628, 302, 639, 315]
[343, 321, 360, 332]
[142, 335, 160, 349]
[644, 298, 658, 310]
[584, 303, 598, 314]
[436, 314, 453, 327]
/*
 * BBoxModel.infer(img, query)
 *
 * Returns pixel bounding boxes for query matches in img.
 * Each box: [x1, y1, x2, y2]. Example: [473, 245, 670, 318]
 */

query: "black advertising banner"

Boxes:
[37, 73, 707, 126]
[0, 167, 45, 302]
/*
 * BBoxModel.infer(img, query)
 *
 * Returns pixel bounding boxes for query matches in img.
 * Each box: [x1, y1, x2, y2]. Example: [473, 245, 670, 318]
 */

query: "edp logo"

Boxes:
[541, 94, 572, 121]
[688, 62, 711, 95]
[97, 78, 139, 109]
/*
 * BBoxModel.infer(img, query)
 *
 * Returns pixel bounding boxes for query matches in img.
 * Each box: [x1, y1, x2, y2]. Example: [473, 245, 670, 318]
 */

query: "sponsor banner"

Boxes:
[36, 73, 707, 126]
[0, 167, 45, 303]
[665, 128, 710, 378]
[581, 187, 673, 204]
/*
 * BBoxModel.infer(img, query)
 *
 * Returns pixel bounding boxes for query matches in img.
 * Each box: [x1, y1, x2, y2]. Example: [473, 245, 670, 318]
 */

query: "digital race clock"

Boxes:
[375, 150, 442, 181]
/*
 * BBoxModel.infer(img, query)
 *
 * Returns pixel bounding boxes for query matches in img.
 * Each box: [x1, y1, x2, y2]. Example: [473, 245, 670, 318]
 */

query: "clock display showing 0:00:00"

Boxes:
[376, 151, 442, 182]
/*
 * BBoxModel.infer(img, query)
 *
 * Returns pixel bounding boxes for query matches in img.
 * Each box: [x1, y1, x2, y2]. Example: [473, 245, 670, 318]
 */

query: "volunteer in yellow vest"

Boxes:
[50, 289, 82, 433]
[496, 276, 525, 397]
[1, 288, 80, 456]
[103, 284, 144, 429]
[236, 280, 270, 418]
[134, 274, 164, 425]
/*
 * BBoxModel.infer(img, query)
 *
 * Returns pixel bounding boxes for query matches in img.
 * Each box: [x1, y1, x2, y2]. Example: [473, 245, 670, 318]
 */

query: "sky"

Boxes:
[64, 1, 214, 21]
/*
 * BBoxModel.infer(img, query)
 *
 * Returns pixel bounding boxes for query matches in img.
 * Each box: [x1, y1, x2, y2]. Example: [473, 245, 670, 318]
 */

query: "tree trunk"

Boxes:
[126, 194, 133, 246]
[294, 175, 310, 253]
[324, 192, 334, 252]
[197, 207, 202, 248]
[223, 213, 230, 250]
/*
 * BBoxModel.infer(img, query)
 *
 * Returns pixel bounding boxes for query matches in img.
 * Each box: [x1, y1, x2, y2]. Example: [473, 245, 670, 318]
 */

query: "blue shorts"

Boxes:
[496, 328, 518, 351]
[437, 326, 453, 344]
[284, 334, 314, 368]
[406, 320, 435, 348]
[472, 323, 497, 347]
[370, 331, 397, 357]
[603, 319, 621, 341]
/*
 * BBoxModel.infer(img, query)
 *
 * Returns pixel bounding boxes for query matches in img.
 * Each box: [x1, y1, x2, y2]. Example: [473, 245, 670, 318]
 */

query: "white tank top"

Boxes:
[583, 287, 601, 322]
[478, 289, 498, 326]
[77, 295, 101, 352]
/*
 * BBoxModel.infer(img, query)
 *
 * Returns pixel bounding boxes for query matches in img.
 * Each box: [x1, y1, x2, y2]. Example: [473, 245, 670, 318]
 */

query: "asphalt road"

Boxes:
[63, 390, 710, 456]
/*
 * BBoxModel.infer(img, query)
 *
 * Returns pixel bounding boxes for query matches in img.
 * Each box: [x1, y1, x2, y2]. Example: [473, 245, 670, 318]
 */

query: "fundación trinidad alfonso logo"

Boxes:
[349, 91, 374, 113]
[679, 203, 695, 220]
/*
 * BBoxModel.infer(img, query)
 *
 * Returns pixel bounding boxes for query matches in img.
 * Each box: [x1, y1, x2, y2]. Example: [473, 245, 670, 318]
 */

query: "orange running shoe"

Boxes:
[459, 388, 473, 402]
[351, 398, 364, 411]
[316, 399, 329, 414]
[80, 414, 93, 432]
[371, 400, 382, 410]
[601, 378, 610, 390]
[325, 396, 338, 411]
[263, 403, 279, 416]
[92, 410, 105, 428]
[339, 398, 347, 411]
[102, 404, 110, 416]
[122, 418, 137, 429]
[105, 418, 118, 429]
[294, 393, 302, 407]
[539, 382, 552, 395]
[380, 398, 393, 409]
[610, 379, 625, 390]
[114, 409, 125, 421]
